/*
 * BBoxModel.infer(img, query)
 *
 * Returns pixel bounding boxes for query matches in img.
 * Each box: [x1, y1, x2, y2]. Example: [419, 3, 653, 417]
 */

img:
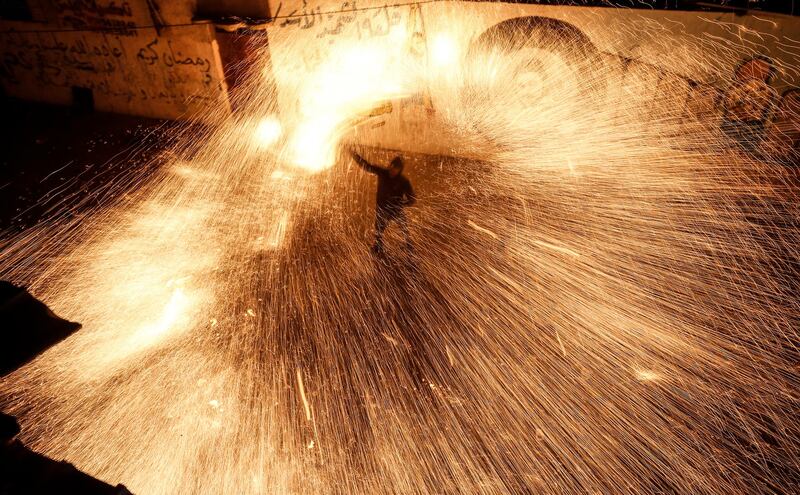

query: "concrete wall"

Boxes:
[264, 0, 462, 158]
[431, 2, 800, 88]
[0, 0, 231, 123]
[263, 1, 800, 161]
[2, 0, 798, 159]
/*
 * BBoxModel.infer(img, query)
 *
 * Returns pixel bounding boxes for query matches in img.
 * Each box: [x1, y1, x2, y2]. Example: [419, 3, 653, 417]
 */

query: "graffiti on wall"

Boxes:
[272, 0, 404, 40]
[53, 0, 140, 36]
[0, 29, 223, 108]
[718, 56, 779, 150]
[268, 0, 410, 76]
[1, 33, 126, 86]
[0, 0, 227, 120]
[267, 1, 434, 128]
[714, 55, 798, 162]
[615, 51, 797, 163]
[135, 37, 214, 84]
[469, 14, 799, 165]
[763, 88, 800, 159]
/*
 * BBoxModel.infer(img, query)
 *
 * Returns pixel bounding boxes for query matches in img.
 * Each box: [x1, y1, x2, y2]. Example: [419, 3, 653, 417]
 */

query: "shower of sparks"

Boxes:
[1, 3, 800, 494]
[253, 117, 283, 149]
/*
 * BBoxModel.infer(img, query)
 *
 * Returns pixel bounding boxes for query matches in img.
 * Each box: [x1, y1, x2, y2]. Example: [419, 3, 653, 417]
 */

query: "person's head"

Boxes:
[389, 156, 404, 177]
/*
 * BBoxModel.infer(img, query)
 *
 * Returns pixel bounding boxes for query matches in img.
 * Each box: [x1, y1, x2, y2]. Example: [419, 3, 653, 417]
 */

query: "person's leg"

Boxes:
[397, 212, 413, 251]
[373, 212, 387, 254]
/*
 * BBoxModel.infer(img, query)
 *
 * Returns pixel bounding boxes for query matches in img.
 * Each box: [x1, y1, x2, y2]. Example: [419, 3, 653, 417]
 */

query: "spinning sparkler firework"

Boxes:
[1, 1, 799, 494]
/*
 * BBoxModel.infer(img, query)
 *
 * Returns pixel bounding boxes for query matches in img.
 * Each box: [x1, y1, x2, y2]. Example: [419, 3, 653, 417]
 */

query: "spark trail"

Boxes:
[1, 3, 799, 494]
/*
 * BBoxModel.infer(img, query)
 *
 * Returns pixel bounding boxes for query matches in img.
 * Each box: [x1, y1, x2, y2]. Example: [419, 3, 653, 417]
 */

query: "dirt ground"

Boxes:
[0, 98, 181, 232]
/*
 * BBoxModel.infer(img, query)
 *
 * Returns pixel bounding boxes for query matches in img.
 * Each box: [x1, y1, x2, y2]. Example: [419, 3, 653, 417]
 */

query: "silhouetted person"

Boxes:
[350, 149, 416, 254]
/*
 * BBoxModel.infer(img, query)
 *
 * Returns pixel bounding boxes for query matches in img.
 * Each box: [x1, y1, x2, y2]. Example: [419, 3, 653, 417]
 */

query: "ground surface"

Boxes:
[0, 98, 177, 231]
[1, 98, 799, 494]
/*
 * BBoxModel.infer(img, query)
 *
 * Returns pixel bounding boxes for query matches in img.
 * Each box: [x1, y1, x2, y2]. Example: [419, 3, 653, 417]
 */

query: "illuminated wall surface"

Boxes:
[1, 2, 799, 155]
[0, 0, 231, 122]
[266, 0, 800, 163]
[1, 1, 799, 495]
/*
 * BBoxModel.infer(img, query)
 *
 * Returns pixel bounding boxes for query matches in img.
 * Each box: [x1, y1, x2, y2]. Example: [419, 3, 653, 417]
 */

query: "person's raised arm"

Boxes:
[350, 149, 382, 175]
